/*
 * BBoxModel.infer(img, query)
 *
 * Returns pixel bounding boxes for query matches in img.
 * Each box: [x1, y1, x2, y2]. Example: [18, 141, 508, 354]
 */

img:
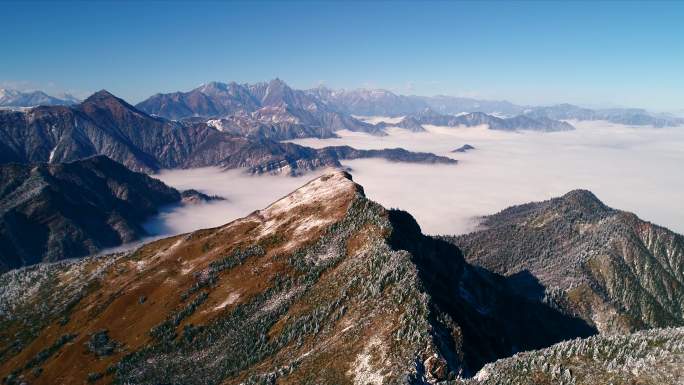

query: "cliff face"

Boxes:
[0, 171, 591, 385]
[449, 190, 684, 334]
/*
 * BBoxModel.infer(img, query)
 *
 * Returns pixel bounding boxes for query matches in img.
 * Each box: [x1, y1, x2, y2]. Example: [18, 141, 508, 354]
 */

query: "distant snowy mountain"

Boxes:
[525, 104, 684, 128]
[307, 86, 429, 116]
[307, 87, 526, 117]
[0, 89, 79, 107]
[136, 79, 383, 139]
[308, 86, 683, 127]
[139, 79, 684, 135]
[388, 109, 575, 132]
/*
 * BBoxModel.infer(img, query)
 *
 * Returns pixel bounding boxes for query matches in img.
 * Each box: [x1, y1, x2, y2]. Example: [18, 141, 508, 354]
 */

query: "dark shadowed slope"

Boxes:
[0, 156, 204, 271]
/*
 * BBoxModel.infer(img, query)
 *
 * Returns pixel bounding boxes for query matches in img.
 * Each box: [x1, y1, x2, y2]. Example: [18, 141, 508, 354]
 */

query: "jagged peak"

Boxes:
[85, 89, 117, 101]
[81, 89, 143, 113]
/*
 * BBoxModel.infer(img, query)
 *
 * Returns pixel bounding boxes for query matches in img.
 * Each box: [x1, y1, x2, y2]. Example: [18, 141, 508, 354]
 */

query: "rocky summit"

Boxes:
[0, 171, 599, 385]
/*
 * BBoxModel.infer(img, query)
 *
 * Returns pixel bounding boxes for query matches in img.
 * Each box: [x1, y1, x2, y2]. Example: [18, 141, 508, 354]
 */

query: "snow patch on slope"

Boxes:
[348, 335, 387, 385]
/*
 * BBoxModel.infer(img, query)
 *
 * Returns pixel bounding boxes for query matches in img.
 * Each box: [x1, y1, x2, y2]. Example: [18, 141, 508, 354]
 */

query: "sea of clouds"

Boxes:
[146, 120, 684, 238]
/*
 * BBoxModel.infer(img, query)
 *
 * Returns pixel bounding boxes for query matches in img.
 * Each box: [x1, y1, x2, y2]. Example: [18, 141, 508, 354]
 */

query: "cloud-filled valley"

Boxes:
[148, 120, 684, 237]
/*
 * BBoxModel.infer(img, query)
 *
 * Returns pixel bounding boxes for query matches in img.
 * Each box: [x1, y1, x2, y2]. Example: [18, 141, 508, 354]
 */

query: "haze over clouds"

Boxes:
[143, 121, 684, 238]
[144, 167, 326, 235]
[292, 121, 684, 234]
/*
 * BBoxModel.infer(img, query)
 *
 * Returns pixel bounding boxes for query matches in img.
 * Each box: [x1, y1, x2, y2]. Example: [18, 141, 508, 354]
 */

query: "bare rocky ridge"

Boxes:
[447, 190, 684, 334]
[0, 156, 214, 272]
[0, 171, 593, 385]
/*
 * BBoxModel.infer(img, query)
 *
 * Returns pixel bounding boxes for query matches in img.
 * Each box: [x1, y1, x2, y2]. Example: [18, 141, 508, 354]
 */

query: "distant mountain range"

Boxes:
[0, 156, 217, 272]
[524, 103, 684, 128]
[2, 171, 683, 384]
[0, 89, 79, 108]
[137, 80, 575, 134]
[307, 86, 525, 117]
[4, 82, 681, 129]
[447, 189, 684, 334]
[136, 79, 383, 139]
[137, 79, 683, 133]
[388, 109, 575, 132]
[0, 89, 455, 174]
[309, 86, 684, 127]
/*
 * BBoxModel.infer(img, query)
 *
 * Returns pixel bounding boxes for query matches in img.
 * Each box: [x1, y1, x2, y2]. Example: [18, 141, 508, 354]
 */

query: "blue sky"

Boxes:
[2, 1, 683, 110]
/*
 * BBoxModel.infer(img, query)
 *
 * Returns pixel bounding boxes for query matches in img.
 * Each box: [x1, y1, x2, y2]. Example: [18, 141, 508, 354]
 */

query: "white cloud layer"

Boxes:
[143, 167, 326, 235]
[145, 121, 684, 239]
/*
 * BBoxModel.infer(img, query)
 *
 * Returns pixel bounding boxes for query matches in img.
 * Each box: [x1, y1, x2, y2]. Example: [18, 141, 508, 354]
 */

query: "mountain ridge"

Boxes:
[447, 189, 684, 334]
[0, 171, 594, 384]
[136, 79, 383, 139]
[0, 155, 216, 272]
[0, 89, 457, 175]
